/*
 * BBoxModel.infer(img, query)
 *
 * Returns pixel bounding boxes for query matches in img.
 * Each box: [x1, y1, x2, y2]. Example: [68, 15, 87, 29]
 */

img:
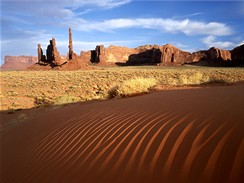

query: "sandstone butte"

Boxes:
[1, 28, 243, 70]
[1, 56, 37, 71]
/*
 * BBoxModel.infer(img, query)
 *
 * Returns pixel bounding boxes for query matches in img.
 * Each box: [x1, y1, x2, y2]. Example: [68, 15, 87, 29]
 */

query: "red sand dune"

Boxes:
[1, 84, 244, 183]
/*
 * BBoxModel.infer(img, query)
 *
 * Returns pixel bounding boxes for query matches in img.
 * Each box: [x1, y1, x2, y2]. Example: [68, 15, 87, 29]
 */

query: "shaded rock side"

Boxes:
[128, 45, 161, 65]
[193, 47, 231, 62]
[129, 44, 192, 65]
[231, 44, 244, 64]
[1, 56, 37, 70]
[95, 45, 106, 63]
[208, 47, 231, 61]
[51, 38, 63, 65]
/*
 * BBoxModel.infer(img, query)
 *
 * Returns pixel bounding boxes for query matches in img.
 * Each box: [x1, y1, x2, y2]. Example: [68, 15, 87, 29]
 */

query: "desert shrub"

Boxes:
[34, 97, 54, 107]
[165, 72, 210, 86]
[108, 78, 158, 98]
[54, 95, 81, 105]
[178, 72, 210, 85]
[7, 91, 19, 96]
[202, 78, 230, 85]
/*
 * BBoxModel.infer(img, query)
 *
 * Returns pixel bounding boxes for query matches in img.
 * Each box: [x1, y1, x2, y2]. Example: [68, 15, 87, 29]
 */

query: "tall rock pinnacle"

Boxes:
[68, 28, 74, 60]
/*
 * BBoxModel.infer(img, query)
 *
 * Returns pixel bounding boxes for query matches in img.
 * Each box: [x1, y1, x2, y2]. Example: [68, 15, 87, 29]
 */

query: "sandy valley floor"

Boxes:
[1, 84, 244, 183]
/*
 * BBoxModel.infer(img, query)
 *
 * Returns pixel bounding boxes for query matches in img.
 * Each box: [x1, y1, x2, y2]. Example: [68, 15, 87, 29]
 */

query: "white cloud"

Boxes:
[238, 40, 244, 45]
[2, 1, 233, 37]
[86, 0, 131, 9]
[66, 18, 232, 36]
[172, 12, 203, 19]
[1, 0, 132, 28]
[201, 35, 234, 49]
[2, 0, 131, 9]
[1, 29, 53, 62]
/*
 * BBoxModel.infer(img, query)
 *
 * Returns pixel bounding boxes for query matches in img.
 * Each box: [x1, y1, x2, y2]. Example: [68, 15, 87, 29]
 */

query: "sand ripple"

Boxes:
[1, 84, 244, 183]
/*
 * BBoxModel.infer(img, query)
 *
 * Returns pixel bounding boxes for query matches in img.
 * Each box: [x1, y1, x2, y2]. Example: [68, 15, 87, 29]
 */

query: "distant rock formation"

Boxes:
[37, 38, 63, 67]
[104, 45, 134, 63]
[37, 44, 46, 62]
[128, 45, 161, 65]
[191, 45, 244, 66]
[95, 45, 106, 63]
[68, 28, 77, 60]
[80, 43, 244, 67]
[193, 47, 231, 62]
[1, 56, 37, 70]
[46, 40, 54, 62]
[35, 28, 79, 69]
[5, 27, 243, 70]
[209, 47, 231, 61]
[51, 38, 63, 65]
[81, 45, 136, 64]
[80, 51, 92, 63]
[80, 44, 193, 66]
[231, 44, 244, 65]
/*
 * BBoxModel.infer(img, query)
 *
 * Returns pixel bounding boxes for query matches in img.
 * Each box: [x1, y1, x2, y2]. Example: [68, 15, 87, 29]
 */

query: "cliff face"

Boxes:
[1, 56, 37, 70]
[193, 47, 231, 62]
[81, 44, 193, 66]
[80, 45, 137, 64]
[105, 45, 136, 63]
[231, 44, 244, 65]
[191, 45, 244, 66]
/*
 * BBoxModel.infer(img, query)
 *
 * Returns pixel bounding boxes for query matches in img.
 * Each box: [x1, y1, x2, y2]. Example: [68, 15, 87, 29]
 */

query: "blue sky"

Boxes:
[1, 0, 244, 64]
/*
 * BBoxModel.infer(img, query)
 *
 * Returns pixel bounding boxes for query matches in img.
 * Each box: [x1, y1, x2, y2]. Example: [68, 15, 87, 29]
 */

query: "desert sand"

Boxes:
[1, 84, 244, 183]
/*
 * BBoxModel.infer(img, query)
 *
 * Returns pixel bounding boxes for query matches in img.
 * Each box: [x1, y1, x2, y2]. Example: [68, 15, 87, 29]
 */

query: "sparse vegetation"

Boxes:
[165, 71, 210, 86]
[108, 78, 157, 98]
[1, 66, 244, 110]
[54, 95, 81, 105]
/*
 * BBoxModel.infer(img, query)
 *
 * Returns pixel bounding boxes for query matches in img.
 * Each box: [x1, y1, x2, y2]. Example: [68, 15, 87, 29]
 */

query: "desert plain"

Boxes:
[1, 66, 244, 183]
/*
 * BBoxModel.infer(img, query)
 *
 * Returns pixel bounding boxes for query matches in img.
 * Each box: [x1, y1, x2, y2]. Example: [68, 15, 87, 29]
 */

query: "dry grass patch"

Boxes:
[54, 95, 81, 105]
[1, 66, 243, 110]
[108, 78, 158, 98]
[165, 72, 210, 86]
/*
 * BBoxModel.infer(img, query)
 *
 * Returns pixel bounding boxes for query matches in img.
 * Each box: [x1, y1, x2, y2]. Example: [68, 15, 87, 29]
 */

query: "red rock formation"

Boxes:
[231, 44, 244, 63]
[1, 56, 37, 70]
[32, 27, 244, 70]
[193, 47, 231, 63]
[46, 40, 54, 62]
[80, 44, 193, 65]
[190, 52, 207, 63]
[40, 38, 63, 66]
[95, 45, 106, 63]
[68, 28, 76, 60]
[128, 45, 161, 65]
[189, 47, 235, 67]
[159, 44, 192, 64]
[104, 45, 136, 63]
[80, 51, 92, 63]
[37, 44, 46, 62]
[208, 47, 231, 61]
[51, 38, 63, 65]
[127, 44, 192, 65]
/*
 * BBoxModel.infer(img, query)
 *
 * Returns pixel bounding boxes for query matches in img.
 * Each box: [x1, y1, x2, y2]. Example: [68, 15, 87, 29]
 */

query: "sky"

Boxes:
[1, 0, 244, 65]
